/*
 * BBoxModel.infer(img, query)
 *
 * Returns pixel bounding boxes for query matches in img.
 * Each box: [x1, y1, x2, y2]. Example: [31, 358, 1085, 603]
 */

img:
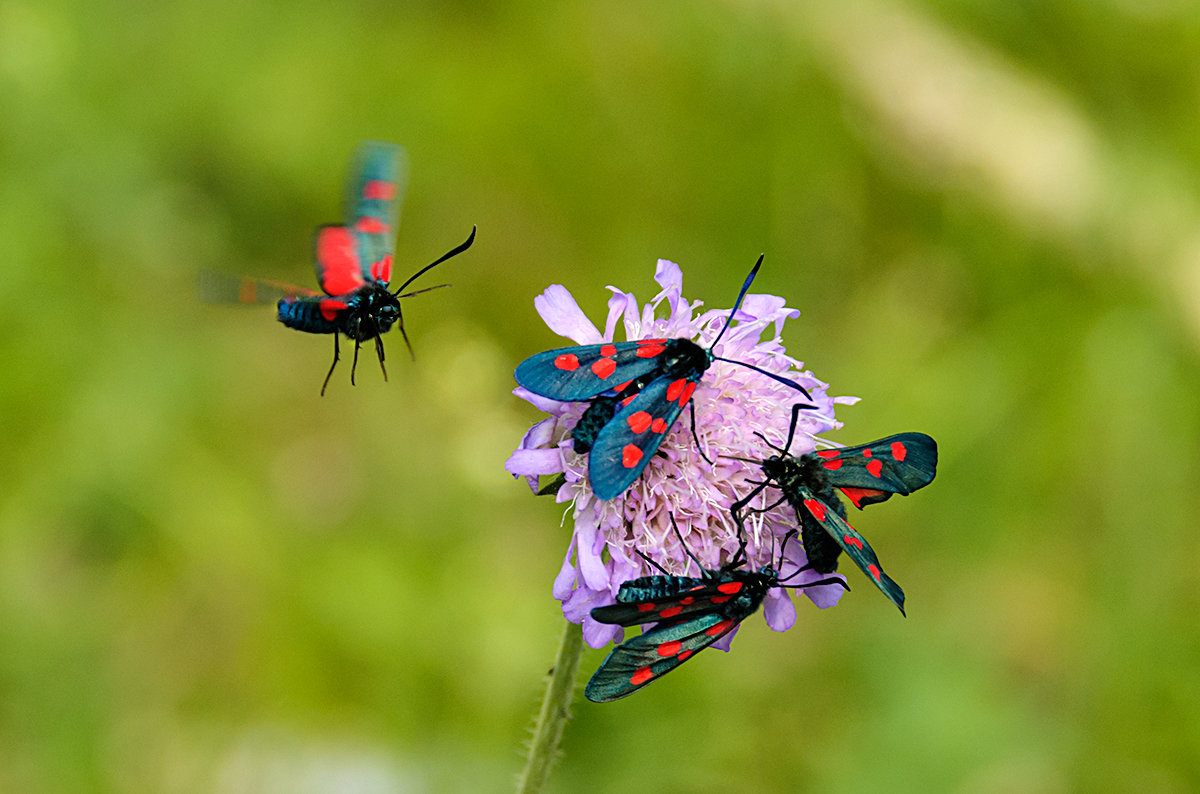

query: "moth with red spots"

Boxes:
[585, 518, 845, 702]
[732, 404, 938, 615]
[274, 141, 476, 394]
[514, 256, 811, 500]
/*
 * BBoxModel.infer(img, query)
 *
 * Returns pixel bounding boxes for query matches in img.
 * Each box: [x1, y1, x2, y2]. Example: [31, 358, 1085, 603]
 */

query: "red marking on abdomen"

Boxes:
[657, 640, 682, 657]
[677, 381, 696, 405]
[705, 620, 733, 637]
[717, 581, 743, 594]
[630, 667, 653, 686]
[650, 418, 668, 434]
[636, 341, 666, 358]
[843, 534, 863, 550]
[621, 444, 643, 469]
[355, 216, 389, 235]
[600, 344, 617, 357]
[666, 378, 686, 401]
[866, 459, 883, 478]
[591, 357, 616, 379]
[821, 458, 843, 471]
[319, 299, 348, 321]
[803, 499, 827, 521]
[554, 353, 580, 371]
[891, 441, 907, 461]
[627, 411, 652, 434]
[370, 254, 393, 283]
[363, 179, 396, 200]
[637, 602, 656, 612]
[659, 605, 682, 618]
[868, 564, 881, 582]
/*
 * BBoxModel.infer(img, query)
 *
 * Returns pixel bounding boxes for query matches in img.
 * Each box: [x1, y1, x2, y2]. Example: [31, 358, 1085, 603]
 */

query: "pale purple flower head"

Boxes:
[506, 260, 859, 649]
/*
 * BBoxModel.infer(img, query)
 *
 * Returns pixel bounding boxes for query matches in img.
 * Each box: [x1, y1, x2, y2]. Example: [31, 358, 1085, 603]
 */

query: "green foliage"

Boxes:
[3, 0, 1199, 790]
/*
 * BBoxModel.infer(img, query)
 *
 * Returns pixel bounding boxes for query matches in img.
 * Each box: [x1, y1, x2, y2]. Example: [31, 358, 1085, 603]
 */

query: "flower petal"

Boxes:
[504, 448, 563, 477]
[553, 536, 578, 600]
[534, 284, 602, 344]
[583, 615, 623, 649]
[763, 588, 797, 631]
[512, 386, 569, 415]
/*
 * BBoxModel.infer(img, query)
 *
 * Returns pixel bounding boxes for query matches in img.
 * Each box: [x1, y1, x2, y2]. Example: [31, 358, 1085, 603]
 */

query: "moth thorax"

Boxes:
[661, 338, 711, 379]
[355, 286, 402, 338]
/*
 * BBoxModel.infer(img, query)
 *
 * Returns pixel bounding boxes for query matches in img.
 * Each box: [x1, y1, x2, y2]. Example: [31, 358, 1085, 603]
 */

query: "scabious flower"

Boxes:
[506, 259, 859, 649]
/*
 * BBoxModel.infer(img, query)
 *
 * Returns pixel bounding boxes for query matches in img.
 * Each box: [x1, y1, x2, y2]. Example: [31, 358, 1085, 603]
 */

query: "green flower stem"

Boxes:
[516, 620, 585, 794]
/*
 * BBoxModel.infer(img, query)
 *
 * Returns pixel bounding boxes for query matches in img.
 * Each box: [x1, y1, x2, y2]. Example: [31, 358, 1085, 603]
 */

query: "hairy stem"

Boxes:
[516, 621, 585, 794]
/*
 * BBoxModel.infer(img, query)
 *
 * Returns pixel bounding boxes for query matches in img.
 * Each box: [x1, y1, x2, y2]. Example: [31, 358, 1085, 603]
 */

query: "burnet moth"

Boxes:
[585, 515, 845, 702]
[274, 141, 476, 394]
[731, 403, 938, 615]
[514, 257, 810, 500]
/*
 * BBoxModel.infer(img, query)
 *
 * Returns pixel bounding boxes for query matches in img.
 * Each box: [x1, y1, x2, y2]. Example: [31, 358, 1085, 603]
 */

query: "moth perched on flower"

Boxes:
[506, 259, 857, 649]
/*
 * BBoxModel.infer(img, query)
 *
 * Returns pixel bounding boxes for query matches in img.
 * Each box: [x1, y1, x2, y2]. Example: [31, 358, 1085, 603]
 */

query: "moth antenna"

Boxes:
[782, 402, 820, 453]
[395, 283, 450, 299]
[687, 401, 713, 465]
[712, 357, 813, 398]
[392, 225, 476, 296]
[708, 254, 762, 352]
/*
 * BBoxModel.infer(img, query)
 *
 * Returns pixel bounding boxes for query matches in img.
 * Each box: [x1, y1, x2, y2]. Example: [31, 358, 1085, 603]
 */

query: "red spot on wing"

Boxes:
[843, 534, 864, 550]
[621, 395, 636, 407]
[687, 585, 705, 592]
[650, 418, 668, 434]
[803, 498, 827, 521]
[600, 344, 617, 357]
[890, 441, 908, 461]
[666, 378, 686, 401]
[679, 597, 695, 605]
[363, 179, 396, 200]
[677, 650, 694, 661]
[657, 640, 682, 657]
[621, 444, 644, 469]
[369, 254, 393, 283]
[862, 449, 873, 458]
[554, 354, 580, 371]
[630, 667, 654, 686]
[816, 450, 839, 459]
[711, 595, 732, 604]
[868, 564, 882, 582]
[705, 620, 734, 637]
[315, 227, 366, 294]
[659, 605, 682, 619]
[615, 380, 632, 392]
[866, 459, 884, 478]
[627, 411, 652, 434]
[636, 602, 656, 613]
[319, 299, 348, 321]
[821, 458, 844, 471]
[677, 381, 697, 406]
[636, 340, 666, 358]
[717, 581, 743, 594]
[841, 487, 885, 508]
[355, 216, 389, 235]
[591, 357, 616, 379]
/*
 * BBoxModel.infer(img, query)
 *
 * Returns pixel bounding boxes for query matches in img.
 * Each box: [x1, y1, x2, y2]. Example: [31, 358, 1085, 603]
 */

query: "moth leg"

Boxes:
[374, 335, 388, 382]
[351, 338, 361, 386]
[320, 334, 341, 397]
[688, 400, 713, 465]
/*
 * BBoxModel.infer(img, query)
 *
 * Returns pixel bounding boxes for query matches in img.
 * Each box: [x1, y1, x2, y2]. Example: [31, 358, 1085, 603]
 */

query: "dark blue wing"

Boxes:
[344, 141, 405, 285]
[812, 432, 937, 509]
[514, 339, 668, 401]
[587, 373, 696, 500]
[793, 485, 905, 614]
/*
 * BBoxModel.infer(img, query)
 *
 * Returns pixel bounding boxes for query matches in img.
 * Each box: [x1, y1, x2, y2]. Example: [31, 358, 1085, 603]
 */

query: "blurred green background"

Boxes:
[3, 0, 1200, 791]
